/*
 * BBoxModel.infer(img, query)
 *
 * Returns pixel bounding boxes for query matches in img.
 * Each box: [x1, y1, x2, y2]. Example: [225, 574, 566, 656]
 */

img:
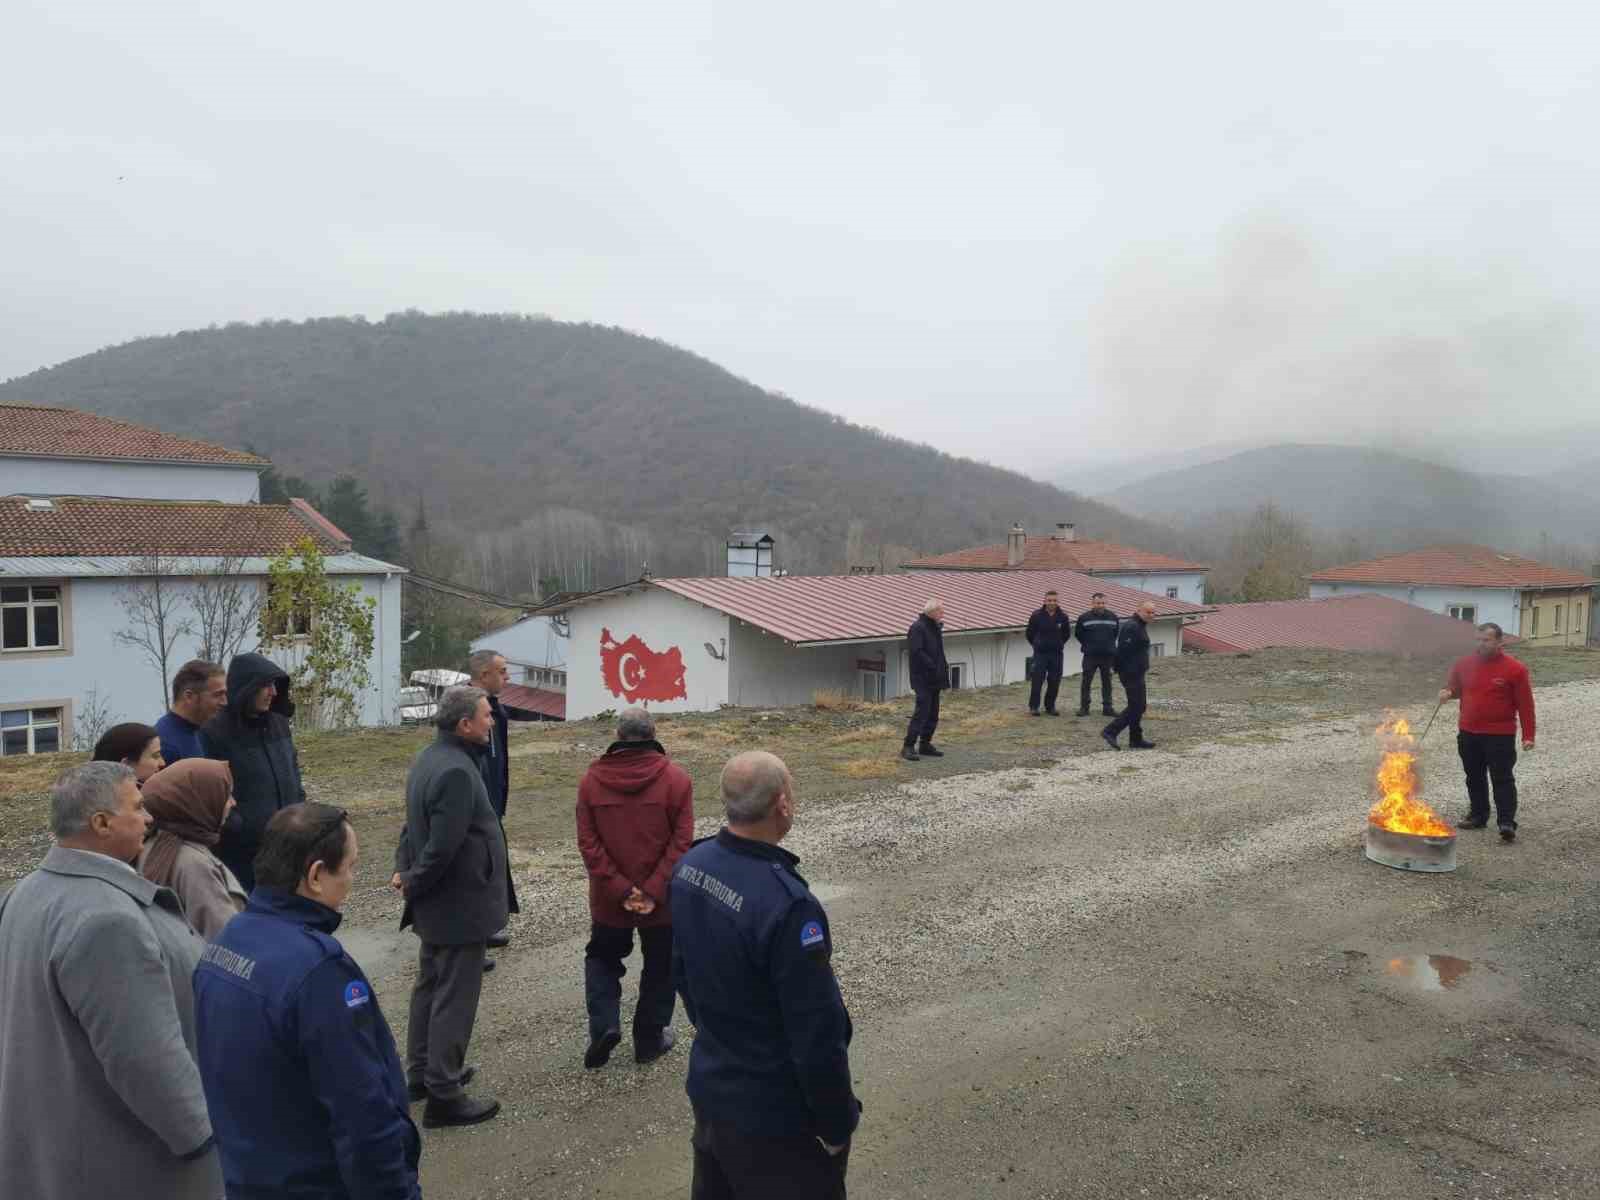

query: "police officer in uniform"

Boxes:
[1102, 600, 1158, 751]
[671, 751, 861, 1200]
[194, 803, 422, 1200]
[1024, 588, 1071, 716]
[1073, 591, 1120, 717]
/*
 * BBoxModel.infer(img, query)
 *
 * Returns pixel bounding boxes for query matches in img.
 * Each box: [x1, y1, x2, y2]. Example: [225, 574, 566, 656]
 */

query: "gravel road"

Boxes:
[372, 682, 1600, 1198]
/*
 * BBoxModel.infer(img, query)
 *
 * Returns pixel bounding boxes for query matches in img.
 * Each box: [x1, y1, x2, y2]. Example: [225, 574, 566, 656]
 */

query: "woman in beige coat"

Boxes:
[139, 759, 248, 939]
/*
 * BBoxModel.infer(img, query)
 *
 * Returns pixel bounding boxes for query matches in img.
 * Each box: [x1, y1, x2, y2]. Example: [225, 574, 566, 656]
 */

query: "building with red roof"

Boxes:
[1182, 594, 1493, 656]
[532, 569, 1211, 720]
[1307, 544, 1594, 648]
[903, 522, 1209, 605]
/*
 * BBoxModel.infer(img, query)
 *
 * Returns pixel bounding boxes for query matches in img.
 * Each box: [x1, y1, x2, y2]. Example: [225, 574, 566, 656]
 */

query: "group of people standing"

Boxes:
[901, 589, 1162, 759]
[0, 642, 856, 1199]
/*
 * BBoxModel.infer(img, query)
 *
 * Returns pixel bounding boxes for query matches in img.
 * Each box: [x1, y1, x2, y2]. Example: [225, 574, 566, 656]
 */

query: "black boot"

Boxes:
[918, 742, 944, 757]
[422, 1092, 501, 1129]
[584, 1028, 622, 1069]
[635, 1027, 677, 1064]
[900, 744, 920, 762]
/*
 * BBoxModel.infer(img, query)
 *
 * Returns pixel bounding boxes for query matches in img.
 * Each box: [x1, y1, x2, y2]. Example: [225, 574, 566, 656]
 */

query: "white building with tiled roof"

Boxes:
[0, 408, 405, 753]
[1307, 544, 1595, 648]
[903, 523, 1210, 605]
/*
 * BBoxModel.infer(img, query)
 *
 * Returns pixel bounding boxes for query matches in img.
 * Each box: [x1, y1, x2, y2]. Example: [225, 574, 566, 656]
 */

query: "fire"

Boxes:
[1369, 716, 1454, 837]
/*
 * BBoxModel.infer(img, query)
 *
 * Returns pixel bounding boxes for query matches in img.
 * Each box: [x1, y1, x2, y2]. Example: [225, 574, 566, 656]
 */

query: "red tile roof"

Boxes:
[0, 496, 346, 557]
[0, 404, 268, 467]
[903, 536, 1207, 574]
[645, 570, 1208, 645]
[1307, 544, 1595, 590]
[500, 683, 566, 720]
[1183, 594, 1495, 656]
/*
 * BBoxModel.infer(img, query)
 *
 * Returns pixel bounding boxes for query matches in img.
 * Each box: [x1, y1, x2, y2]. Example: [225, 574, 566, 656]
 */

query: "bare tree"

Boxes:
[188, 556, 262, 663]
[70, 685, 119, 752]
[114, 556, 197, 710]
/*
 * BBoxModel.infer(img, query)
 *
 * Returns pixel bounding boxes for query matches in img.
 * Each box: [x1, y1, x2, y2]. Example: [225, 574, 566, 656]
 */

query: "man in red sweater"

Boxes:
[576, 706, 694, 1069]
[1438, 623, 1536, 842]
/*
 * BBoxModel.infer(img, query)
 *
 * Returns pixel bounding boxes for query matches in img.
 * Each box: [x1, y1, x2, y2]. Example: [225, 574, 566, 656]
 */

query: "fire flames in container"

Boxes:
[1369, 716, 1453, 837]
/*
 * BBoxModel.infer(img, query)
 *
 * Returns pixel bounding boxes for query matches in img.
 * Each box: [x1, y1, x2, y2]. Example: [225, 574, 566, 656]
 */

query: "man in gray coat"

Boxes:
[0, 762, 223, 1200]
[391, 685, 509, 1129]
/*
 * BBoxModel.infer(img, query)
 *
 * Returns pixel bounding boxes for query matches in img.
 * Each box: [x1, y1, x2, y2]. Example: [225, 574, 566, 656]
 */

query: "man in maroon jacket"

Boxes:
[576, 706, 694, 1068]
[1439, 622, 1536, 842]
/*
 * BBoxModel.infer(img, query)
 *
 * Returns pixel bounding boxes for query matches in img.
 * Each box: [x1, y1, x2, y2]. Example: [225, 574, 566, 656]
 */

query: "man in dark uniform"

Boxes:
[194, 803, 422, 1200]
[1102, 601, 1158, 751]
[901, 600, 949, 762]
[466, 648, 516, 953]
[1073, 591, 1120, 718]
[1025, 589, 1071, 716]
[672, 751, 861, 1200]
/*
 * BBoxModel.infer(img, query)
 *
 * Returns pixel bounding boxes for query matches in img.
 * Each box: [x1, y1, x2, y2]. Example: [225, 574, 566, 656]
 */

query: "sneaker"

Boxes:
[584, 1028, 622, 1069]
[1455, 818, 1489, 830]
[409, 1066, 476, 1104]
[421, 1093, 501, 1129]
[918, 743, 945, 758]
[1499, 825, 1517, 842]
[1101, 730, 1121, 751]
[900, 745, 920, 763]
[635, 1027, 677, 1065]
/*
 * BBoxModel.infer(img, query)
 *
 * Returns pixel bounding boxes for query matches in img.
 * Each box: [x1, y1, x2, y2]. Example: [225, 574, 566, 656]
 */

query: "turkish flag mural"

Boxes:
[599, 627, 688, 703]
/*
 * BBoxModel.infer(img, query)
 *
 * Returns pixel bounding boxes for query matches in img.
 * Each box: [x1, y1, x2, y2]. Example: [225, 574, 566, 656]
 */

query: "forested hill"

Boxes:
[0, 312, 1184, 591]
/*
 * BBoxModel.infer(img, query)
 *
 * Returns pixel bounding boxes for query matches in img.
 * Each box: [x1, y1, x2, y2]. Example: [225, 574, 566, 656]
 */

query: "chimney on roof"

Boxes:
[1053, 522, 1076, 543]
[1007, 523, 1026, 567]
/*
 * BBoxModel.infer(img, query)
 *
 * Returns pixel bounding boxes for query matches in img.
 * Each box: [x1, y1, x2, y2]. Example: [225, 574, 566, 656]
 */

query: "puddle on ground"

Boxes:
[1383, 954, 1473, 991]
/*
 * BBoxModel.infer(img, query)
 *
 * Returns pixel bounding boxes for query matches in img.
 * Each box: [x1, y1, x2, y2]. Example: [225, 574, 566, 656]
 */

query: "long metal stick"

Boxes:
[1417, 698, 1445, 745]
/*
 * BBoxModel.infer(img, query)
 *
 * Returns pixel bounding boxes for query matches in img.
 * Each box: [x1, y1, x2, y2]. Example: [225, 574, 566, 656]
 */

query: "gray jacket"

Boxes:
[396, 731, 511, 945]
[0, 847, 223, 1200]
[138, 840, 248, 941]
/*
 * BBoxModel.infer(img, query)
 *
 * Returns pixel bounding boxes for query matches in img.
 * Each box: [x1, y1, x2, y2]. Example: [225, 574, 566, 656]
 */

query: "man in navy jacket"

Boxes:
[1024, 589, 1071, 716]
[672, 751, 860, 1199]
[194, 803, 421, 1200]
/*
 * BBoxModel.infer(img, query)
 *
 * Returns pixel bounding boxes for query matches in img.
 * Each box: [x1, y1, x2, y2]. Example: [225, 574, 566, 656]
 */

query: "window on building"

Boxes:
[1530, 607, 1540, 636]
[948, 664, 964, 689]
[1447, 604, 1476, 623]
[1, 707, 63, 756]
[860, 670, 886, 703]
[264, 598, 312, 638]
[1166, 586, 1179, 599]
[1, 585, 63, 651]
[1150, 643, 1165, 658]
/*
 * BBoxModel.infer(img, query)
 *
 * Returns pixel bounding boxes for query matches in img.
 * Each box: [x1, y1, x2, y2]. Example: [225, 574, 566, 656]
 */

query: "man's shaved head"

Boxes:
[721, 750, 791, 825]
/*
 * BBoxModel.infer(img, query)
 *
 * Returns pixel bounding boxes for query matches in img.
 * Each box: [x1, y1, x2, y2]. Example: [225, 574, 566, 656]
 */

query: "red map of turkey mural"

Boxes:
[599, 628, 688, 703]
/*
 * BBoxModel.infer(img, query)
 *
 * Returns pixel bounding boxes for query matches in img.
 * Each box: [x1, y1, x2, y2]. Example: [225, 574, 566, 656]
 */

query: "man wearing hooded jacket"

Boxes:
[575, 707, 694, 1070]
[203, 652, 305, 892]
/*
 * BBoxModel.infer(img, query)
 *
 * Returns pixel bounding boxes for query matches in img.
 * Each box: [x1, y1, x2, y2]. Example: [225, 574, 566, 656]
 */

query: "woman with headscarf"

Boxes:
[92, 722, 166, 786]
[139, 759, 248, 939]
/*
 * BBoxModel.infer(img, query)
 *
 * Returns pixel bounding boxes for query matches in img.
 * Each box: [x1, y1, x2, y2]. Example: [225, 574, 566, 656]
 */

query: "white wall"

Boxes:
[1095, 571, 1207, 606]
[6, 459, 260, 503]
[1307, 582, 1517, 632]
[0, 570, 402, 747]
[566, 589, 730, 720]
[471, 615, 567, 671]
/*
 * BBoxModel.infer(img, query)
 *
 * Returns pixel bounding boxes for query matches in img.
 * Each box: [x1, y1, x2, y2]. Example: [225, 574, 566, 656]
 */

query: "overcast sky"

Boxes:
[4, 1, 1598, 475]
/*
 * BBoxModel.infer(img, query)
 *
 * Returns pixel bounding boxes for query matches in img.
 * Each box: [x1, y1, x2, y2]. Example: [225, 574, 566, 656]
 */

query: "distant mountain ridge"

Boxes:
[0, 311, 1188, 591]
[1106, 443, 1596, 555]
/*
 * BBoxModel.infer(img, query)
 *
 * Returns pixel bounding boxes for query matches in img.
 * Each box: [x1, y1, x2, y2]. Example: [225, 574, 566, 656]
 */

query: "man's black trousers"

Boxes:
[1028, 651, 1063, 713]
[1104, 671, 1147, 743]
[1457, 731, 1518, 828]
[691, 1115, 849, 1200]
[904, 685, 941, 747]
[583, 922, 675, 1045]
[1080, 653, 1116, 713]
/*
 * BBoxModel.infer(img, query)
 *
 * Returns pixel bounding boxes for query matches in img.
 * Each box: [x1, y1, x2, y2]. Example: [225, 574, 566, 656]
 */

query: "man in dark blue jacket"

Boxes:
[203, 652, 305, 891]
[1073, 592, 1120, 718]
[672, 751, 860, 1200]
[194, 803, 421, 1200]
[901, 600, 949, 763]
[1102, 601, 1158, 751]
[1024, 589, 1071, 716]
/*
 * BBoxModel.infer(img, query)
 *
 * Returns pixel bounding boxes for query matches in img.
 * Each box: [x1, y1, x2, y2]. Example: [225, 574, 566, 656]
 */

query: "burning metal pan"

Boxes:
[1365, 822, 1457, 873]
